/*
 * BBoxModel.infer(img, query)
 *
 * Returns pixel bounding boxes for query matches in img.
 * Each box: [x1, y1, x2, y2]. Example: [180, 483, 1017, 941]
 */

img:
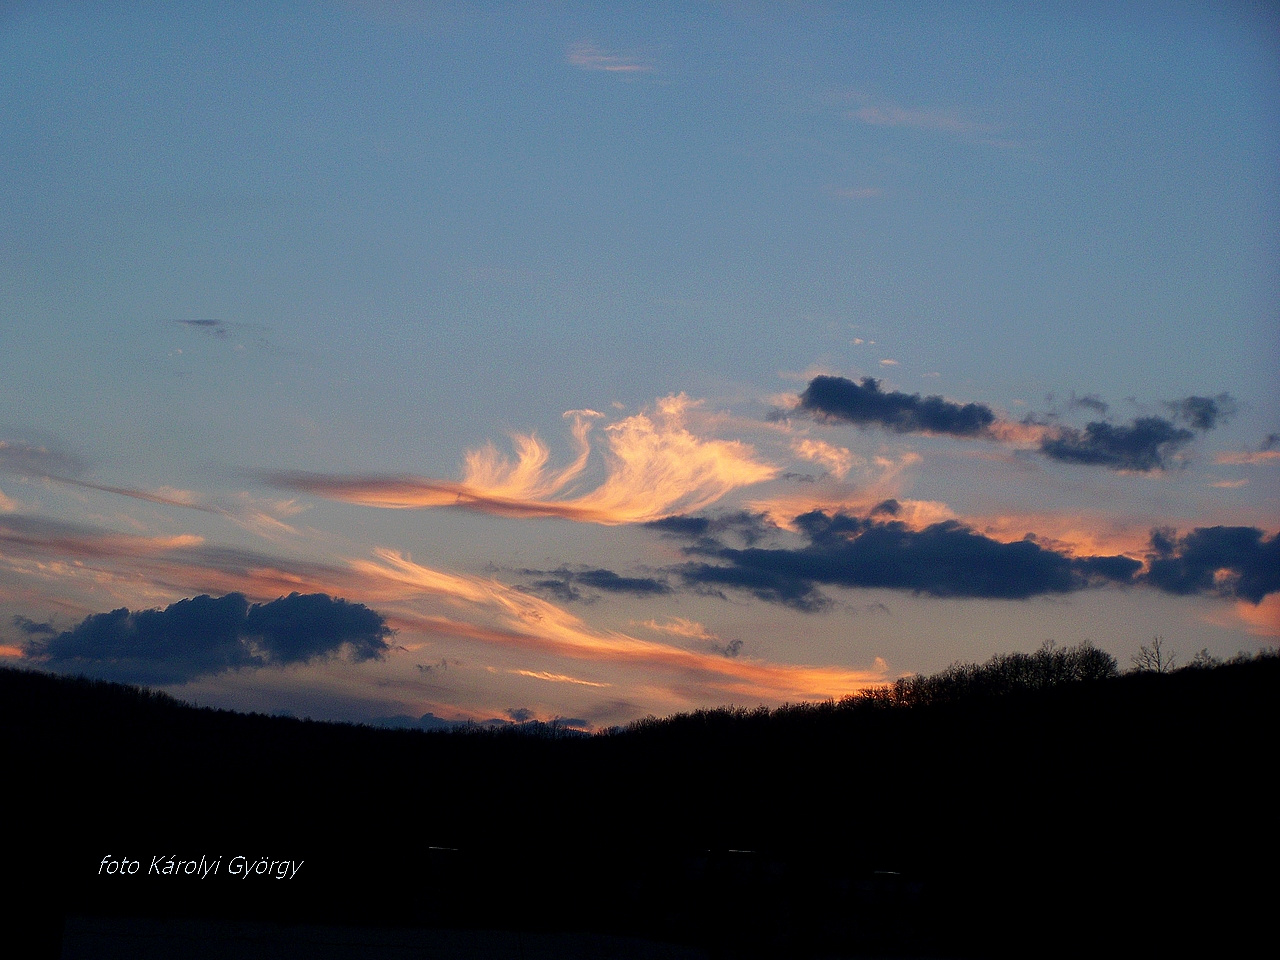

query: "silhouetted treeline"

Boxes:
[3, 649, 1277, 959]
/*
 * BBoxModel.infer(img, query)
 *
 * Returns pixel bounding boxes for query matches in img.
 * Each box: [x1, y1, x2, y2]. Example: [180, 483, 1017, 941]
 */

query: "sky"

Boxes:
[2, 1, 1277, 730]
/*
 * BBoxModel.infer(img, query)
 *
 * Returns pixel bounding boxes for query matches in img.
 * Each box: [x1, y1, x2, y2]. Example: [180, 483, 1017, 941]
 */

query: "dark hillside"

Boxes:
[3, 657, 1276, 958]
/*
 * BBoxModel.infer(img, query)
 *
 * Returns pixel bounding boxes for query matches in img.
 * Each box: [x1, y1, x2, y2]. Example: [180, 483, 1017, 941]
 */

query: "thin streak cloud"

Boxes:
[567, 41, 654, 73]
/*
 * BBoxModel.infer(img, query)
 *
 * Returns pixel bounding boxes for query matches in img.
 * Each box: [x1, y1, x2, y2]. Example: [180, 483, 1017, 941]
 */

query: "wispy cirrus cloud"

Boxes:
[511, 669, 611, 688]
[636, 616, 743, 658]
[1, 436, 304, 538]
[269, 396, 778, 525]
[567, 41, 654, 74]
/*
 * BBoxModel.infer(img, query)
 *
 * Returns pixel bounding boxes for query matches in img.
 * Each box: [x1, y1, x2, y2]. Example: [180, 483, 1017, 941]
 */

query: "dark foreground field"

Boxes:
[4, 655, 1276, 958]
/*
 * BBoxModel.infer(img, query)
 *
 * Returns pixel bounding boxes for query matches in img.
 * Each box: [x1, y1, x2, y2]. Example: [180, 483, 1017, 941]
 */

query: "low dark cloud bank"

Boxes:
[660, 510, 1277, 610]
[675, 511, 1140, 609]
[27, 592, 391, 685]
[796, 376, 996, 437]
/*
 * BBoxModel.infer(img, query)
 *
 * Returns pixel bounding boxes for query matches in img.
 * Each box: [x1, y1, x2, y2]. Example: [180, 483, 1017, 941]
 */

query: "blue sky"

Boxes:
[2, 1, 1277, 728]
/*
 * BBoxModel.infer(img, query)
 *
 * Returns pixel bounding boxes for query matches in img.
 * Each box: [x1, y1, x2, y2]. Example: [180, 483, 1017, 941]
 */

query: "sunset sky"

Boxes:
[2, 2, 1277, 729]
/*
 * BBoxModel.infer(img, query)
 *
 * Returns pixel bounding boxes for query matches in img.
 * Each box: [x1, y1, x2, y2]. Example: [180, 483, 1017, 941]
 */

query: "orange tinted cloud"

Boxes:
[512, 670, 611, 687]
[273, 396, 778, 525]
[31, 474, 304, 539]
[344, 550, 881, 702]
[743, 492, 1154, 564]
[1214, 451, 1280, 466]
[1231, 595, 1280, 637]
[0, 516, 204, 561]
[790, 438, 857, 479]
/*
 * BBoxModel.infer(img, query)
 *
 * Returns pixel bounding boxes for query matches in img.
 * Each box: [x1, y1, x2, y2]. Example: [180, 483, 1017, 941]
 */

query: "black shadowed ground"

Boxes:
[3, 649, 1275, 958]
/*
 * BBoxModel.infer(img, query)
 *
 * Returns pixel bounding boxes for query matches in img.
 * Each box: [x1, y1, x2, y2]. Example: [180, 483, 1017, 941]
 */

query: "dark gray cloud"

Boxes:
[28, 592, 391, 685]
[1264, 434, 1280, 452]
[791, 377, 1237, 474]
[1039, 417, 1195, 472]
[1169, 393, 1237, 431]
[645, 511, 775, 547]
[796, 375, 996, 437]
[11, 615, 56, 637]
[1144, 526, 1279, 604]
[519, 566, 671, 603]
[174, 319, 228, 338]
[717, 638, 743, 658]
[660, 508, 1278, 609]
[675, 510, 1142, 609]
[1070, 393, 1110, 416]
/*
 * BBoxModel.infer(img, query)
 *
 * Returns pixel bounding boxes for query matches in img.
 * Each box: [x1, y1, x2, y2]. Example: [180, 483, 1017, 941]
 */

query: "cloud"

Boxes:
[174, 319, 228, 338]
[1, 509, 884, 704]
[1144, 526, 1280, 604]
[636, 617, 742, 658]
[792, 378, 1235, 473]
[796, 376, 996, 437]
[659, 503, 1278, 611]
[1038, 417, 1195, 472]
[1070, 394, 1109, 416]
[27, 592, 392, 685]
[646, 510, 777, 546]
[269, 396, 777, 525]
[675, 510, 1142, 609]
[0, 442, 303, 538]
[0, 439, 88, 479]
[519, 566, 671, 603]
[847, 93, 992, 138]
[789, 438, 856, 479]
[12, 615, 55, 637]
[512, 669, 611, 688]
[1226, 595, 1280, 637]
[1214, 450, 1280, 466]
[1169, 393, 1237, 431]
[349, 550, 881, 702]
[0, 514, 205, 561]
[567, 41, 653, 73]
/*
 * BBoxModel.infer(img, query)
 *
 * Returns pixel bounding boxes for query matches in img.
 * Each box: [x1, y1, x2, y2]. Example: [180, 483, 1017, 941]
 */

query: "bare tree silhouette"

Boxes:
[1131, 636, 1177, 673]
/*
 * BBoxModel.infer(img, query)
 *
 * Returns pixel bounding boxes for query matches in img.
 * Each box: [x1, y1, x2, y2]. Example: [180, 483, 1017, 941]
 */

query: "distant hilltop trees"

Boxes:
[852, 640, 1118, 709]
